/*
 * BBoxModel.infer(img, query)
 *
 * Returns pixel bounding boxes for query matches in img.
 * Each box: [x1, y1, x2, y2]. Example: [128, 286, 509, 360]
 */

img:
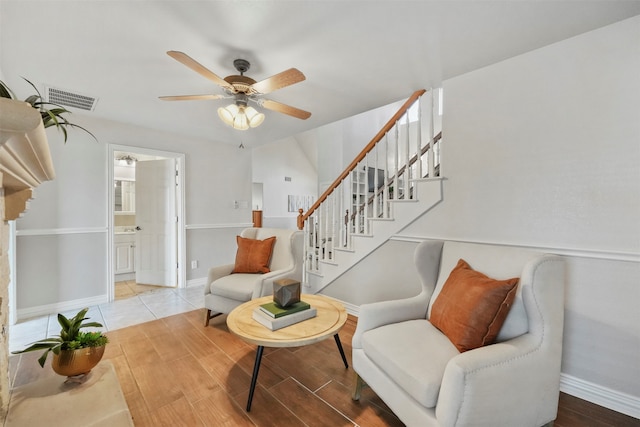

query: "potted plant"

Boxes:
[0, 77, 96, 143]
[12, 308, 108, 377]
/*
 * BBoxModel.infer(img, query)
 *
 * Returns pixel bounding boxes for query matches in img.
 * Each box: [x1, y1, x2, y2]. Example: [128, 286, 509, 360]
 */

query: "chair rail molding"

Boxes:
[185, 223, 253, 230]
[15, 227, 107, 236]
[391, 235, 640, 263]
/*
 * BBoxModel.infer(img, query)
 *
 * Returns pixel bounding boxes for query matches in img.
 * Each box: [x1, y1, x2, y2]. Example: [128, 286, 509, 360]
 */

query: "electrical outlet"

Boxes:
[191, 260, 198, 269]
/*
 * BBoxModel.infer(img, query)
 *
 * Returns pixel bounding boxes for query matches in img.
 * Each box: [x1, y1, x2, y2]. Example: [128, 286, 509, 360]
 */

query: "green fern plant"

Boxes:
[0, 77, 96, 143]
[12, 308, 108, 368]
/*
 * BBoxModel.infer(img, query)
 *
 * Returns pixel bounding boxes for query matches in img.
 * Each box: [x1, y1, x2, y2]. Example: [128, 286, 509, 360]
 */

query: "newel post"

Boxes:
[297, 208, 304, 230]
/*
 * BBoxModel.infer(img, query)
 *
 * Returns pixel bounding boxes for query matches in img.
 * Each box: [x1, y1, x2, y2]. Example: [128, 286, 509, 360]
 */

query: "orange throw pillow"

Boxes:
[231, 236, 276, 274]
[430, 259, 519, 353]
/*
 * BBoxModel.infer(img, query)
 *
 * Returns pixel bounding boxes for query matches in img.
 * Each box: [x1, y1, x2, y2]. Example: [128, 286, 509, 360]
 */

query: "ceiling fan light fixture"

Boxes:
[232, 109, 249, 130]
[245, 106, 265, 128]
[218, 104, 239, 125]
[217, 103, 264, 130]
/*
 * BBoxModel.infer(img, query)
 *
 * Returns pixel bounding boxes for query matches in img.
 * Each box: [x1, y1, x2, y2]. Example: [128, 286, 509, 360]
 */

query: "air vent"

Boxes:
[46, 86, 98, 111]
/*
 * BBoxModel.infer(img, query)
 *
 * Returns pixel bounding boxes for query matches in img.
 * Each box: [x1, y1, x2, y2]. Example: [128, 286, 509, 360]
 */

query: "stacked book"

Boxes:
[252, 300, 317, 331]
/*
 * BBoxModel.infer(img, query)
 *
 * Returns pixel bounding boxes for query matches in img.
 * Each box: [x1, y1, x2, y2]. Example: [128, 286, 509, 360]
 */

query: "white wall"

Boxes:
[322, 239, 422, 306]
[409, 21, 640, 252]
[299, 98, 408, 193]
[15, 114, 252, 312]
[324, 16, 640, 412]
[252, 136, 318, 230]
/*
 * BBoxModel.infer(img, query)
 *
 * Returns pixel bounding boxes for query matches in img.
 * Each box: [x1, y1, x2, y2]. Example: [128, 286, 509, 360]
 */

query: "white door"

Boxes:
[135, 158, 177, 286]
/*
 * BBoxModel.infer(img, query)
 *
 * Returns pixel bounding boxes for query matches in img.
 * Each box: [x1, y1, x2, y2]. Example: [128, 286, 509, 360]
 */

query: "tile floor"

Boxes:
[9, 284, 205, 353]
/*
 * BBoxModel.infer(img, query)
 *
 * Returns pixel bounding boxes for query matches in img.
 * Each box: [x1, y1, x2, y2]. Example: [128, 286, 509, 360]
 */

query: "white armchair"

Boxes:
[204, 227, 303, 326]
[352, 240, 565, 427]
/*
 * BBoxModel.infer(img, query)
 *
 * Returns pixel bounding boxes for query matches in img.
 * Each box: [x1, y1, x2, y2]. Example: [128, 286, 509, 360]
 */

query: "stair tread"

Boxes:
[333, 247, 355, 253]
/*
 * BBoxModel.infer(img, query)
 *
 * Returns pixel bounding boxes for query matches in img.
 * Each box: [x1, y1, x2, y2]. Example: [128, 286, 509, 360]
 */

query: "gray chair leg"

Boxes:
[204, 309, 222, 326]
[352, 373, 366, 401]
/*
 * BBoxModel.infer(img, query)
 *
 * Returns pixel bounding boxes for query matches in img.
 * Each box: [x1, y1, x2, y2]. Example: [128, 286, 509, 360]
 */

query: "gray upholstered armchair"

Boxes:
[352, 240, 565, 427]
[204, 227, 304, 326]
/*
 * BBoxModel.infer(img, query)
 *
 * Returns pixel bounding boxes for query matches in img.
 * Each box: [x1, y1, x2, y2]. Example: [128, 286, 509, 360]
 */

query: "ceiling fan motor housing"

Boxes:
[235, 93, 249, 107]
[233, 59, 251, 74]
[223, 74, 257, 93]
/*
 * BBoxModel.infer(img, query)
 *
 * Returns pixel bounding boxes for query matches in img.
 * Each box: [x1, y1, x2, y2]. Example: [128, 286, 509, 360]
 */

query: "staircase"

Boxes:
[297, 89, 443, 294]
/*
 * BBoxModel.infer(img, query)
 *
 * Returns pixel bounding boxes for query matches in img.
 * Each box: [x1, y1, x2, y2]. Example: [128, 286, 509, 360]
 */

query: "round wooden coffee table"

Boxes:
[227, 294, 348, 411]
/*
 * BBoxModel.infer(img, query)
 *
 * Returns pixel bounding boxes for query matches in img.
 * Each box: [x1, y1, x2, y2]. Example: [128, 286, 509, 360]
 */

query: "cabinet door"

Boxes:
[115, 242, 135, 274]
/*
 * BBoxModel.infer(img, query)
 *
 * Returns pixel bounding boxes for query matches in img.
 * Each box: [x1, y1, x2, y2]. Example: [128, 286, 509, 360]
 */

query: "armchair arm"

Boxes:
[352, 292, 430, 349]
[436, 334, 560, 427]
[352, 240, 443, 349]
[204, 264, 234, 295]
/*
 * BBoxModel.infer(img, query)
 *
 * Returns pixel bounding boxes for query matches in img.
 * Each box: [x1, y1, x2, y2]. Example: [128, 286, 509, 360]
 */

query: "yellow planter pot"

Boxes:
[51, 345, 106, 377]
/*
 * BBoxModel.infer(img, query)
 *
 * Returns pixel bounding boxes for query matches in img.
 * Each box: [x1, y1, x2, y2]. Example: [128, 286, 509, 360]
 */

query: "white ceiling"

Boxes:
[2, 1, 639, 148]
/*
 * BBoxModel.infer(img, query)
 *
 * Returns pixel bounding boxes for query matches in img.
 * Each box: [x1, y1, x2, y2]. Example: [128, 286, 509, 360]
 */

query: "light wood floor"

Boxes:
[9, 309, 640, 426]
[115, 280, 171, 300]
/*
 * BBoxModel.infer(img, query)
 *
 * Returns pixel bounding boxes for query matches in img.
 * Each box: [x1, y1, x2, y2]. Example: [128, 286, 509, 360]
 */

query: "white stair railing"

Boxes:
[298, 89, 441, 280]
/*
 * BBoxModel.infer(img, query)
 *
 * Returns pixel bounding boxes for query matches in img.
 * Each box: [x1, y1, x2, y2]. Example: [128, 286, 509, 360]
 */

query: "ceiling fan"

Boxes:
[160, 51, 311, 130]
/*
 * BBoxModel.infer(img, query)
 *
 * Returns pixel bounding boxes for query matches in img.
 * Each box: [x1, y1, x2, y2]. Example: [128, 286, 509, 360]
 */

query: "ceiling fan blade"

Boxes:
[251, 68, 305, 95]
[159, 94, 225, 101]
[166, 51, 234, 91]
[261, 99, 311, 120]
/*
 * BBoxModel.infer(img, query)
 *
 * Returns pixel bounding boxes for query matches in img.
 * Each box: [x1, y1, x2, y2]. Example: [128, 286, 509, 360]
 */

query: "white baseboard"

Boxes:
[186, 277, 207, 287]
[318, 294, 360, 317]
[16, 294, 109, 322]
[560, 373, 640, 419]
[340, 300, 360, 317]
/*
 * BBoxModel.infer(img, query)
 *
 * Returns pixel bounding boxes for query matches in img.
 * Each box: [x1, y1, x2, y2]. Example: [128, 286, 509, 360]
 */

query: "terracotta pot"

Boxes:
[51, 345, 106, 377]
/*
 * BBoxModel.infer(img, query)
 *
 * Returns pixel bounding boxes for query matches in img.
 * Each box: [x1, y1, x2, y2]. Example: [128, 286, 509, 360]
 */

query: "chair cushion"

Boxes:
[430, 258, 519, 353]
[231, 236, 276, 274]
[209, 274, 263, 301]
[361, 319, 459, 408]
[253, 228, 299, 272]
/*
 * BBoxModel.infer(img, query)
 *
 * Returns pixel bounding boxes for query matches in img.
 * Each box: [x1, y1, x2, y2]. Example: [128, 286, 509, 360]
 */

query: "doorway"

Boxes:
[108, 145, 186, 302]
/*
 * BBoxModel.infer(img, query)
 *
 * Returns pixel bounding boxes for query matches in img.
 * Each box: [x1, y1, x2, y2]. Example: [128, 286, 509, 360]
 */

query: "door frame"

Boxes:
[107, 144, 186, 301]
